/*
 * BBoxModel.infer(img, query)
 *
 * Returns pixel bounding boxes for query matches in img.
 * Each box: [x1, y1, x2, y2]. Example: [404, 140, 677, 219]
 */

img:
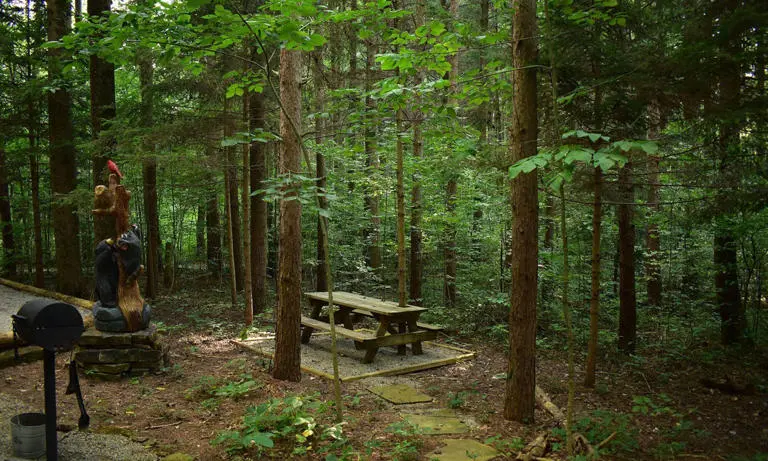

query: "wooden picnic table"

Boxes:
[301, 291, 442, 363]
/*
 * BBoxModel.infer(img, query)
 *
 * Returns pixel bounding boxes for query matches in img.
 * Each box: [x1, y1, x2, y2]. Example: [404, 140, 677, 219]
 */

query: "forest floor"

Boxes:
[1, 279, 767, 460]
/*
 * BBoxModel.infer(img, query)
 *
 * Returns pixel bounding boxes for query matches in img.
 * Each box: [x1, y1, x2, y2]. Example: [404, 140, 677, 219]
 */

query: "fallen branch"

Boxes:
[146, 420, 185, 430]
[535, 385, 565, 422]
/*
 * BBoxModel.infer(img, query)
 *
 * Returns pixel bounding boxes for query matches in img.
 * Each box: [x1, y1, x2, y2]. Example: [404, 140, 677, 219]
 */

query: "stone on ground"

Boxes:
[401, 409, 469, 435]
[429, 439, 499, 461]
[369, 383, 433, 404]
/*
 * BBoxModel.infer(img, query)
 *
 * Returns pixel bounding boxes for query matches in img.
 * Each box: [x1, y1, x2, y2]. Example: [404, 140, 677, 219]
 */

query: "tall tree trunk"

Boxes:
[646, 98, 663, 307]
[363, 42, 381, 271]
[585, 167, 602, 387]
[224, 97, 245, 292]
[196, 205, 205, 258]
[396, 108, 406, 307]
[410, 60, 424, 305]
[224, 163, 238, 306]
[714, 0, 745, 345]
[30, 150, 43, 287]
[443, 0, 459, 309]
[504, 0, 538, 424]
[206, 194, 222, 275]
[242, 90, 253, 325]
[250, 70, 268, 314]
[617, 160, 636, 354]
[313, 51, 328, 292]
[273, 48, 302, 382]
[88, 0, 116, 208]
[0, 146, 15, 279]
[48, 0, 81, 296]
[139, 52, 159, 299]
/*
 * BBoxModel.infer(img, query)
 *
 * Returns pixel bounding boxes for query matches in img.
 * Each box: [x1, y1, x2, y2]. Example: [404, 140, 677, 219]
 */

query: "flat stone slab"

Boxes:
[401, 409, 470, 435]
[77, 325, 159, 348]
[369, 384, 433, 404]
[429, 439, 499, 461]
[76, 348, 162, 364]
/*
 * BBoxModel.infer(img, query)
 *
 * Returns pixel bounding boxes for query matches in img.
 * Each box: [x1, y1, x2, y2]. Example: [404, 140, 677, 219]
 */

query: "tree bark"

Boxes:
[646, 98, 663, 307]
[714, 0, 745, 345]
[617, 160, 636, 354]
[504, 0, 538, 424]
[224, 96, 244, 292]
[242, 88, 253, 325]
[250, 72, 268, 314]
[396, 108, 407, 307]
[139, 52, 159, 299]
[273, 48, 302, 382]
[206, 194, 222, 275]
[0, 146, 15, 279]
[313, 51, 328, 292]
[48, 0, 82, 296]
[585, 167, 602, 387]
[88, 0, 116, 202]
[364, 41, 381, 272]
[443, 0, 459, 310]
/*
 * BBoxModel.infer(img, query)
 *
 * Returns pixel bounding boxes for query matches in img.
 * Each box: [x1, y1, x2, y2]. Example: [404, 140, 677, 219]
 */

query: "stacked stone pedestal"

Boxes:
[75, 325, 167, 381]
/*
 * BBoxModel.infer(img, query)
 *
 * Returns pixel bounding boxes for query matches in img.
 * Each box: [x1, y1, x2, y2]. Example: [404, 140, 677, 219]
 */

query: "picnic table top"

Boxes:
[305, 291, 427, 316]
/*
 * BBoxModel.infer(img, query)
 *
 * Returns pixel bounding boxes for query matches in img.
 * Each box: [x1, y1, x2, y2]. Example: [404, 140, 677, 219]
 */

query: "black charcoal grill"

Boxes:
[12, 299, 87, 461]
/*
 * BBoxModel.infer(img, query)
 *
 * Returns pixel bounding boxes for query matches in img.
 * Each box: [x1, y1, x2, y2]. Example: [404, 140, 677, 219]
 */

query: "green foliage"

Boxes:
[212, 395, 344, 456]
[551, 410, 638, 455]
[185, 373, 262, 410]
[484, 435, 525, 456]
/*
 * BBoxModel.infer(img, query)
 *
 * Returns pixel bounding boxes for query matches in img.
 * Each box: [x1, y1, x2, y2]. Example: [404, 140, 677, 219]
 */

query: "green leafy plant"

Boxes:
[212, 395, 343, 456]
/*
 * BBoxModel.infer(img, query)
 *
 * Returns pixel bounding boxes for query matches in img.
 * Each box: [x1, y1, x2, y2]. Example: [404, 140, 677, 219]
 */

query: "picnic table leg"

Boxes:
[396, 322, 407, 355]
[301, 300, 324, 344]
[406, 317, 424, 355]
[363, 344, 379, 363]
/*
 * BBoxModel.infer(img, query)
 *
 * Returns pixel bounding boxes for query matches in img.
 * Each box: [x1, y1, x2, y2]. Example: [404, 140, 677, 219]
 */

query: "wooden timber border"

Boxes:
[0, 278, 94, 348]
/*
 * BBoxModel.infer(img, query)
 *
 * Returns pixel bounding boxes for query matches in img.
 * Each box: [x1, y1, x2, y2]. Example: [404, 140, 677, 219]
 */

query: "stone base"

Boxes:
[93, 301, 152, 332]
[75, 325, 169, 380]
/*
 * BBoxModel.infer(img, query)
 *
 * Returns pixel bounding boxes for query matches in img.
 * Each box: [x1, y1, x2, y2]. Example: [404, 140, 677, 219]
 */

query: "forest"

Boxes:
[0, 0, 767, 459]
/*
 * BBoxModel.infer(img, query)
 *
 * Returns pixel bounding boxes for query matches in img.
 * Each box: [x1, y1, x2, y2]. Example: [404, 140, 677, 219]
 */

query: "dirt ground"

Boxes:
[1, 282, 766, 460]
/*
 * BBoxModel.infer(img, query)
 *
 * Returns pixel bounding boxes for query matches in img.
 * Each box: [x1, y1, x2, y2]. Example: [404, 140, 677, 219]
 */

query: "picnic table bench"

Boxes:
[301, 291, 443, 363]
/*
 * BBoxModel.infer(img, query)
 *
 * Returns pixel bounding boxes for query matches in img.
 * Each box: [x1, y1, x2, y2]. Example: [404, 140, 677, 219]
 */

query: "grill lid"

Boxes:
[12, 299, 85, 350]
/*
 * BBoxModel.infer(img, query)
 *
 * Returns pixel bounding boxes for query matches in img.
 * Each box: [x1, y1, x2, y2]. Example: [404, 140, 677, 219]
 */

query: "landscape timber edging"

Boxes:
[0, 278, 94, 348]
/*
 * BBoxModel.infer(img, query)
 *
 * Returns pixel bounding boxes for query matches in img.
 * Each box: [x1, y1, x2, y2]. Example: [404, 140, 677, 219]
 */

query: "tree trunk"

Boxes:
[618, 160, 636, 354]
[242, 88, 253, 325]
[196, 205, 205, 258]
[410, 87, 424, 306]
[139, 52, 159, 299]
[585, 167, 602, 387]
[30, 150, 43, 287]
[206, 195, 222, 275]
[224, 97, 244, 292]
[443, 0, 459, 310]
[88, 0, 116, 203]
[714, 0, 745, 345]
[313, 51, 328, 293]
[250, 70, 268, 314]
[646, 98, 663, 307]
[444, 179, 457, 308]
[48, 0, 82, 296]
[224, 165, 238, 306]
[396, 108, 407, 307]
[0, 146, 15, 279]
[504, 0, 538, 424]
[364, 41, 381, 272]
[273, 48, 302, 382]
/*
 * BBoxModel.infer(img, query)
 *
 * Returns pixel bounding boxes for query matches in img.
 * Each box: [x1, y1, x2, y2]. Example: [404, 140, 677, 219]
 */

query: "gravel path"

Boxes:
[0, 285, 91, 335]
[0, 393, 157, 461]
